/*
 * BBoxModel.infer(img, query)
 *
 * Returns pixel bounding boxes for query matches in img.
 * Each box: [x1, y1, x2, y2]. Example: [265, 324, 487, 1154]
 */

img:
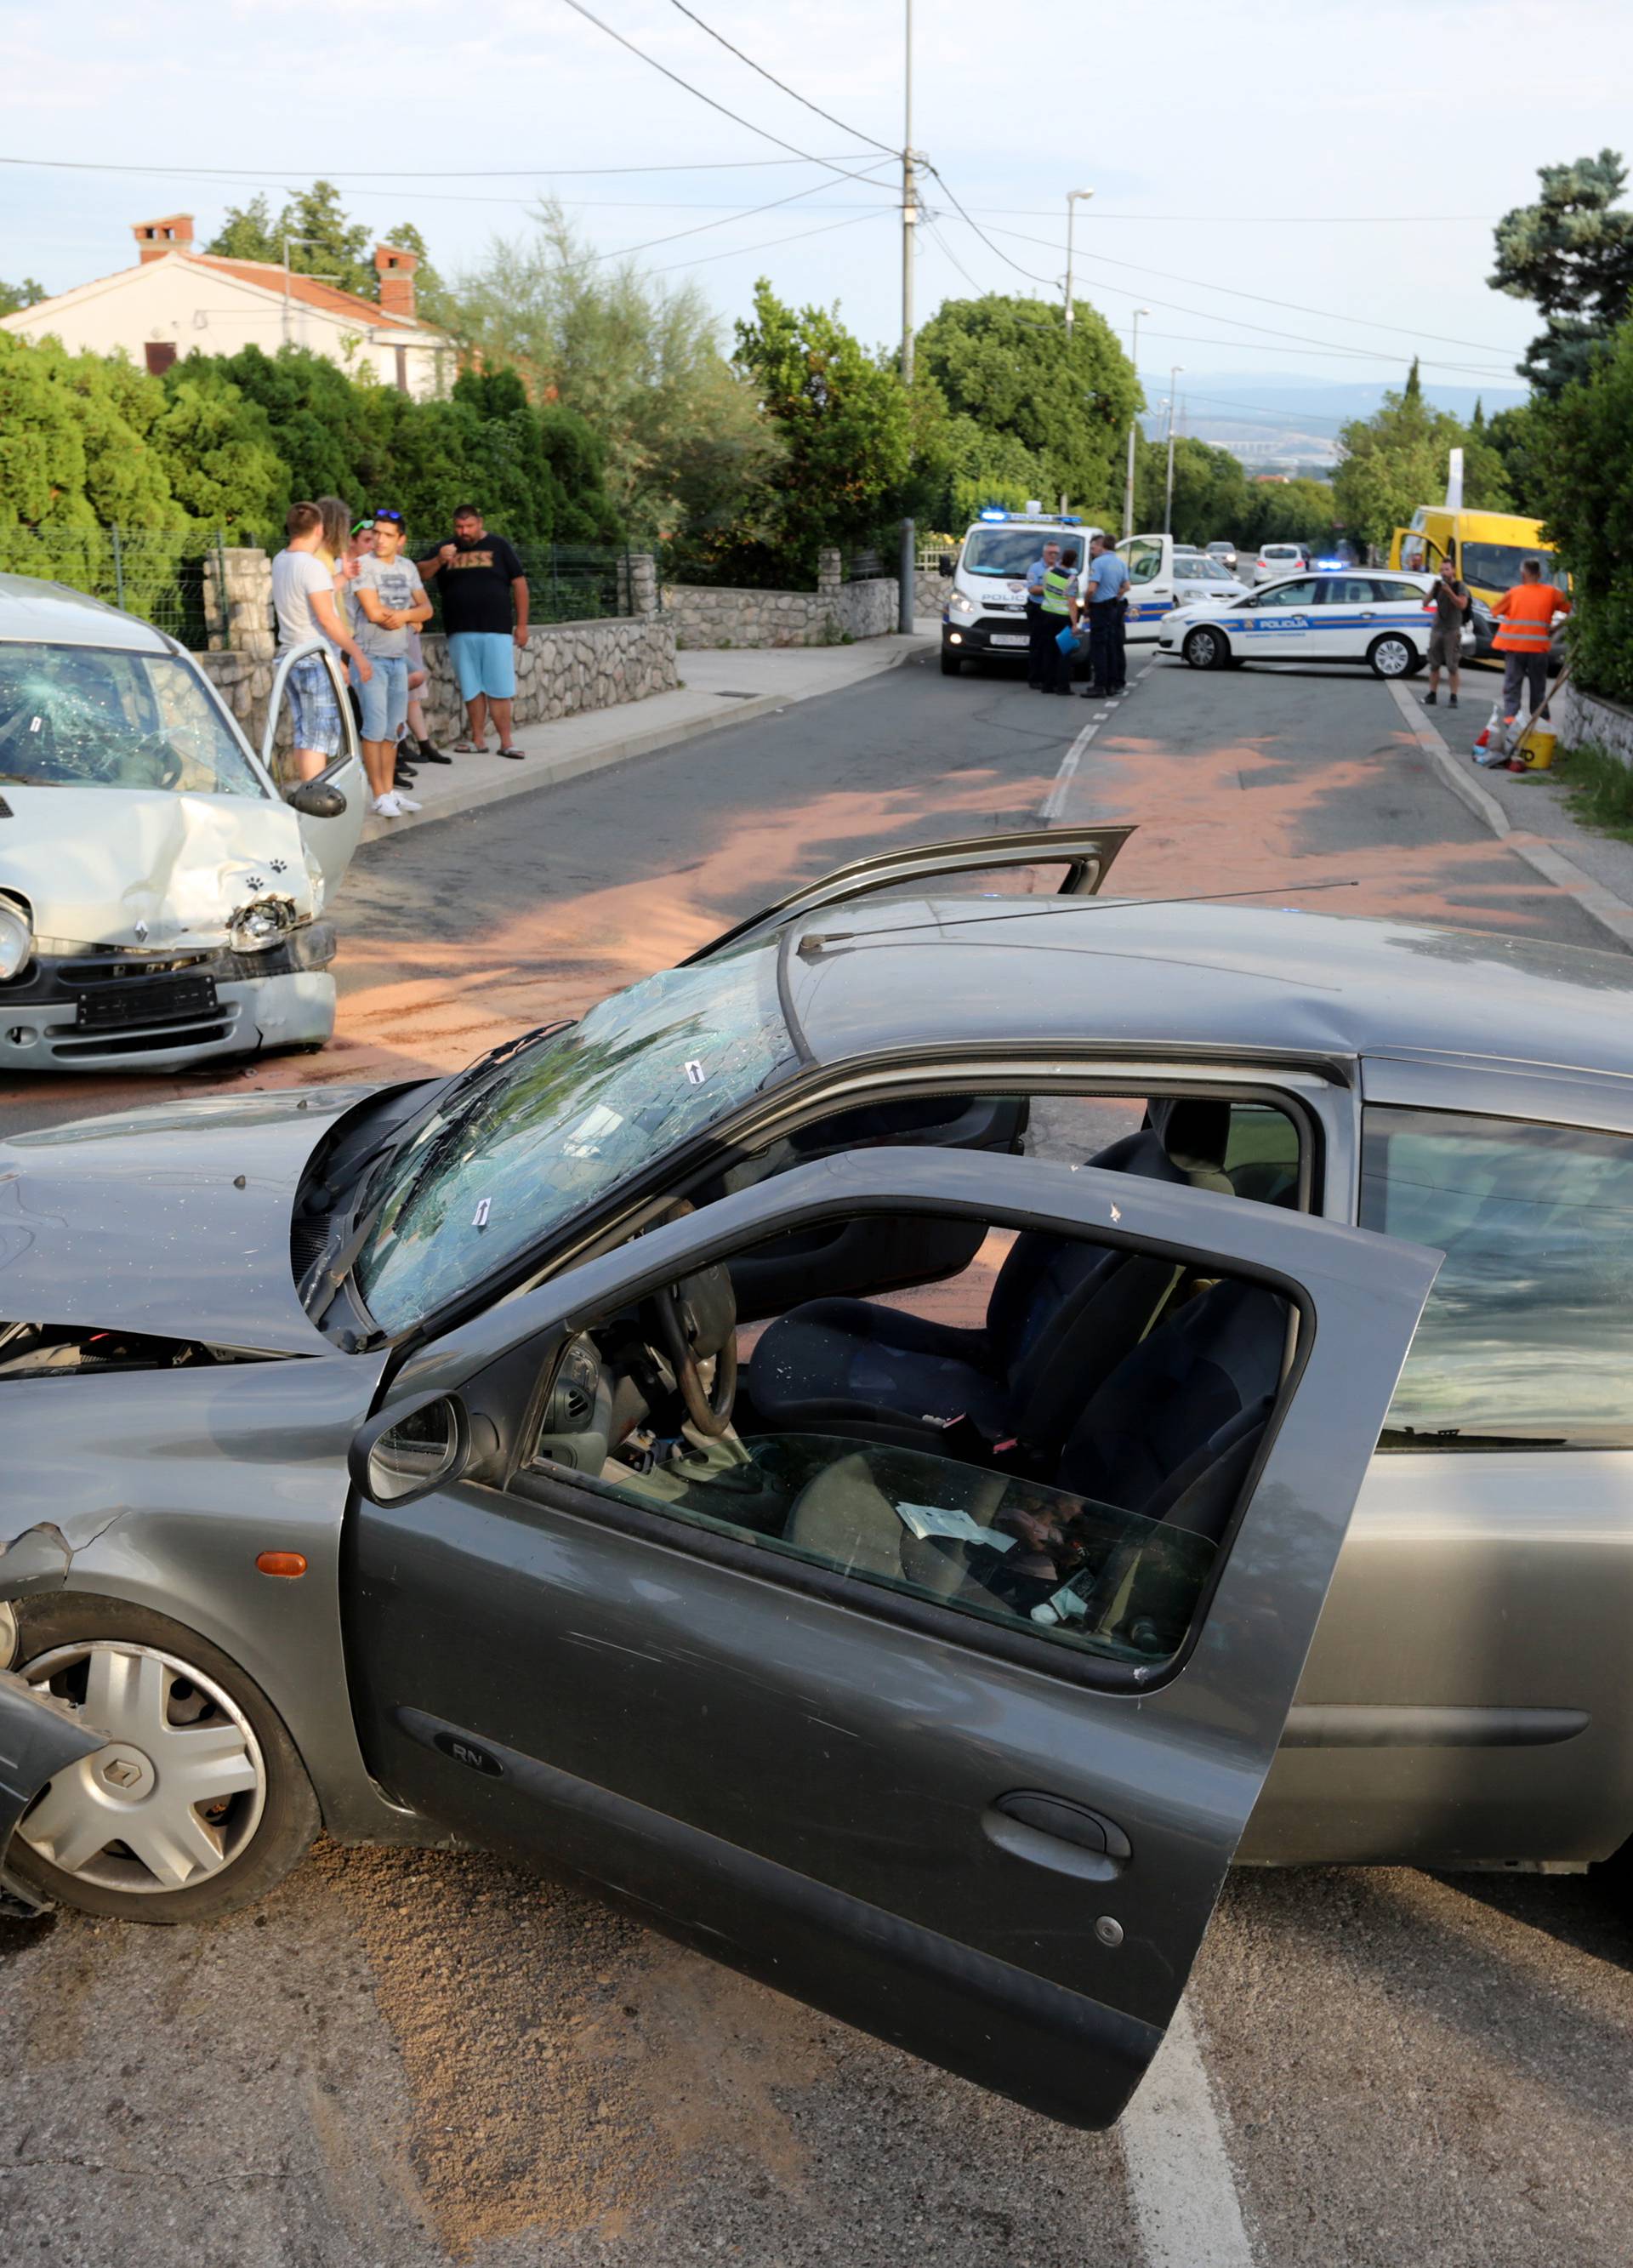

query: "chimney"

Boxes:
[374, 243, 418, 322]
[132, 214, 195, 265]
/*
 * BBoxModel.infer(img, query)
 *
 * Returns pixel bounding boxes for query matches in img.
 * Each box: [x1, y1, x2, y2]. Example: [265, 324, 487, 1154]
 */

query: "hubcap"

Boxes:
[1377, 640, 1409, 676]
[19, 1641, 265, 1893]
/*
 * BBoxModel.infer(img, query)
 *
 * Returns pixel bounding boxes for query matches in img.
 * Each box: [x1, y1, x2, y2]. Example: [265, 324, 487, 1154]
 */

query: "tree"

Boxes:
[205, 182, 435, 311]
[1489, 151, 1633, 397]
[451, 204, 776, 539]
[731, 281, 912, 574]
[1333, 365, 1509, 555]
[1485, 401, 1548, 517]
[1531, 314, 1633, 702]
[914, 293, 1139, 521]
[0, 276, 46, 316]
[1131, 436, 1254, 544]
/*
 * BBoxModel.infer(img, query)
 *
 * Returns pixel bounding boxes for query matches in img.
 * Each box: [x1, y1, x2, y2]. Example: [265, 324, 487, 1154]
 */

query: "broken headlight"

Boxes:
[0, 897, 32, 980]
[226, 895, 299, 954]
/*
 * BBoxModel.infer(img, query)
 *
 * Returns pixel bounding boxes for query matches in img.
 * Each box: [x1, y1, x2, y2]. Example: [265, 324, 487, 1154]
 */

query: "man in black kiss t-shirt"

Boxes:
[418, 504, 531, 756]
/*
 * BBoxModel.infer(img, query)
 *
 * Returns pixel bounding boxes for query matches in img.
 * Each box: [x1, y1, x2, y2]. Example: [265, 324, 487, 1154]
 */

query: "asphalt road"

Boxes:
[5, 646, 1632, 2268]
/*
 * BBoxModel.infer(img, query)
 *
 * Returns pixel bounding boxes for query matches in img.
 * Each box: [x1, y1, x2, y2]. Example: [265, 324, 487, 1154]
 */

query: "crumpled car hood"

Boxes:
[0, 1084, 383, 1353]
[0, 785, 319, 951]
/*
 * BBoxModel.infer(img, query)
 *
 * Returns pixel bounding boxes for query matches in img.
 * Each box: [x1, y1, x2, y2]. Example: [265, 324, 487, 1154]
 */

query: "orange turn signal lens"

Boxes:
[256, 1550, 308, 1579]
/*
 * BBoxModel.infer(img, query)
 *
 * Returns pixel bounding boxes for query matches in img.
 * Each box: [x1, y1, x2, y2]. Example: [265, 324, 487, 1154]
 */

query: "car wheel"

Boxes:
[1367, 633, 1415, 679]
[8, 1594, 318, 1923]
[1183, 626, 1230, 671]
[940, 650, 963, 676]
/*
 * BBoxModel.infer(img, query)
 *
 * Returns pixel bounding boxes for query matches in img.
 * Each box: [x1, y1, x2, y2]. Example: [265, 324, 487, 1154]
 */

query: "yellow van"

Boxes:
[1388, 507, 1558, 606]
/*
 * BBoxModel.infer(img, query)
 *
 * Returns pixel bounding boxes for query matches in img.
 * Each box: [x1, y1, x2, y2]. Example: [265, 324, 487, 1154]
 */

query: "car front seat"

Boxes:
[746, 1101, 1235, 1456]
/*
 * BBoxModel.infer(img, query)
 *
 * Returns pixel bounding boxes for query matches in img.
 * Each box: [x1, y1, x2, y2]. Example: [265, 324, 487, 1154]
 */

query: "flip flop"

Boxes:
[497, 746, 526, 761]
[452, 738, 481, 754]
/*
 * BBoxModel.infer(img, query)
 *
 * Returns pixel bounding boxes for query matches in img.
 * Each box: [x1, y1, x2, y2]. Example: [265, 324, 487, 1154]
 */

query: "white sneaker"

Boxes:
[372, 791, 403, 818]
[394, 790, 422, 812]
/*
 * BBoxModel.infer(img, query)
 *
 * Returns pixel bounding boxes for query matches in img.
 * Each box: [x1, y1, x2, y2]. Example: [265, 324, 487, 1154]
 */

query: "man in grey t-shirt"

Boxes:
[350, 511, 432, 817]
[270, 500, 372, 783]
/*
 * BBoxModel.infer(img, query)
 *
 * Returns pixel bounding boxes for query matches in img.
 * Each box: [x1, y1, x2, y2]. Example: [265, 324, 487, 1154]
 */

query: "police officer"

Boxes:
[1026, 539, 1062, 690]
[1081, 533, 1130, 698]
[1041, 546, 1080, 694]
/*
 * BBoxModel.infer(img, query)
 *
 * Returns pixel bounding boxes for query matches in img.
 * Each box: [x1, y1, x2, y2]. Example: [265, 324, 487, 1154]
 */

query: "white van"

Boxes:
[938, 510, 1103, 677]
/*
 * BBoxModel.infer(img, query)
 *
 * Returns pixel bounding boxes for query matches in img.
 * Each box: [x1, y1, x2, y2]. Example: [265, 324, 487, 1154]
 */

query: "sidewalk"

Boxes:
[361, 632, 932, 846]
[1388, 681, 1633, 949]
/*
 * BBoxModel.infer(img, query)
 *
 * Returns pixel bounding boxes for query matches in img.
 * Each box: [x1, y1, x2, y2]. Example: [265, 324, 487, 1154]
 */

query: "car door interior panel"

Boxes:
[346, 1148, 1438, 2129]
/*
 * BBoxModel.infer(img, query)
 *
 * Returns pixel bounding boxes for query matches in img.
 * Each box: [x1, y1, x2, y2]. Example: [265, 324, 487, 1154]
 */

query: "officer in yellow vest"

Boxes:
[1040, 547, 1080, 695]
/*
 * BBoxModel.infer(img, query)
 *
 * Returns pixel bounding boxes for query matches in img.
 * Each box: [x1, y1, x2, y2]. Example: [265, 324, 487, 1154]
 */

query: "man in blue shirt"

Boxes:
[1025, 539, 1061, 691]
[1082, 534, 1130, 698]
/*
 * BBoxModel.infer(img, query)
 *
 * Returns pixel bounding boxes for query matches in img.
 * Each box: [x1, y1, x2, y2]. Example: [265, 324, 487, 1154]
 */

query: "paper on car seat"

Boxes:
[895, 1502, 1016, 1550]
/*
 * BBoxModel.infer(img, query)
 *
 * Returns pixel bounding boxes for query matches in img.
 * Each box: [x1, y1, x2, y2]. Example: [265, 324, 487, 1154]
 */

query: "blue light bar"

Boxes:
[978, 507, 1008, 521]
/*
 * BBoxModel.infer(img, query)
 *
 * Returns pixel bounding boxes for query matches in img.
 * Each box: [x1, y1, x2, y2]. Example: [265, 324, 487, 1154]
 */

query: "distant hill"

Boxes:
[1139, 372, 1530, 471]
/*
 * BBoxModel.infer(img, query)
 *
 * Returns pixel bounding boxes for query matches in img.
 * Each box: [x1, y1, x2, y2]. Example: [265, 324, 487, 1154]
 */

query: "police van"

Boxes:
[938, 508, 1102, 677]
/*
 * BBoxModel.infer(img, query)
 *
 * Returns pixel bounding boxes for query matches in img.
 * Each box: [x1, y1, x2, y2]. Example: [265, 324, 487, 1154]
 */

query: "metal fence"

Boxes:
[421, 542, 641, 629]
[0, 527, 227, 647]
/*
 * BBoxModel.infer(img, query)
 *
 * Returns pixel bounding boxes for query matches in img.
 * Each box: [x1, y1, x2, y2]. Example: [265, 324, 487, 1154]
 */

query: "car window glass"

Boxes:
[1254, 580, 1318, 609]
[1360, 1107, 1633, 1447]
[528, 1216, 1292, 1672]
[961, 529, 1063, 578]
[1369, 578, 1426, 604]
[0, 644, 265, 797]
[1123, 541, 1164, 584]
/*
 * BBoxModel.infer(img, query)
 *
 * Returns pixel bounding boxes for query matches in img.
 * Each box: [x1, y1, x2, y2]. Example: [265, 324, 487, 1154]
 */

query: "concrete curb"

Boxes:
[1386, 681, 1633, 951]
[359, 635, 929, 848]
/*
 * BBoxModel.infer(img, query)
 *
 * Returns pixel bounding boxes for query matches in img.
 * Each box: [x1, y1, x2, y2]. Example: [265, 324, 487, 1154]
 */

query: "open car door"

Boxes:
[261, 642, 367, 901]
[344, 1149, 1438, 2130]
[681, 825, 1134, 965]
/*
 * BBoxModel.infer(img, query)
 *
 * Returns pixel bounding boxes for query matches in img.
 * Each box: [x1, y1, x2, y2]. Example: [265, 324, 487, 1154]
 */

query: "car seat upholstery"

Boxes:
[782, 1274, 1287, 1608]
[747, 1100, 1237, 1454]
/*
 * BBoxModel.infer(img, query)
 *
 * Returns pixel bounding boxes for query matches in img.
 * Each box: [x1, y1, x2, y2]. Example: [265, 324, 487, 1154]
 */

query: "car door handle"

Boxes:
[1360, 611, 1374, 619]
[982, 1789, 1131, 1881]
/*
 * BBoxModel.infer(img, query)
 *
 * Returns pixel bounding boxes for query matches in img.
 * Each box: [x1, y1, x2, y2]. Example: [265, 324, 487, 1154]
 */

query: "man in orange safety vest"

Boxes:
[1491, 557, 1571, 721]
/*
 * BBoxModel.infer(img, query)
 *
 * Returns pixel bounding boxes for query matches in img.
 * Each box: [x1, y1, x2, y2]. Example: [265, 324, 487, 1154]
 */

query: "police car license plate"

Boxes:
[991, 635, 1028, 647]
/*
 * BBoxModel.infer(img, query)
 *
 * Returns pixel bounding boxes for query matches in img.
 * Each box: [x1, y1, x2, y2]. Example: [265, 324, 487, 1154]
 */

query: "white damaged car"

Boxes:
[0, 573, 365, 1072]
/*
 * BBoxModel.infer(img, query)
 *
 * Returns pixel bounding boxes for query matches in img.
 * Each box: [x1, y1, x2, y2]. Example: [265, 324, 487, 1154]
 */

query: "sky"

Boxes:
[4, 0, 1632, 410]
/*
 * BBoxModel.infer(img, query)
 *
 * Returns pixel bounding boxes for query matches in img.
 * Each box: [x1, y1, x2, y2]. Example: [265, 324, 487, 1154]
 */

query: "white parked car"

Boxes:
[1118, 534, 1248, 641]
[1157, 567, 1471, 679]
[0, 574, 366, 1072]
[1251, 542, 1310, 584]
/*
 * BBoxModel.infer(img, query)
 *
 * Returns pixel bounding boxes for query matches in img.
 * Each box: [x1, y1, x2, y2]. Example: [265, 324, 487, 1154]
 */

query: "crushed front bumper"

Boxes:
[0, 925, 338, 1071]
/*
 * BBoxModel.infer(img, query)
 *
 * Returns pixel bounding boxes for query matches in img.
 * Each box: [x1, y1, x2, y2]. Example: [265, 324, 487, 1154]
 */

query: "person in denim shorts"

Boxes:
[350, 511, 433, 818]
[270, 500, 373, 783]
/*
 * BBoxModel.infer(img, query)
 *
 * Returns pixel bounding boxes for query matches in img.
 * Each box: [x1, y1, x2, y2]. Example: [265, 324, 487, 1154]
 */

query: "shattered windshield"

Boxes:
[355, 945, 800, 1334]
[0, 644, 265, 796]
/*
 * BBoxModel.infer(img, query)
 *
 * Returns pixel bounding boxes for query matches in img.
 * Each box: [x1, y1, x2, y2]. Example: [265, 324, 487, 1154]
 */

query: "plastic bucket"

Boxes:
[1520, 729, 1557, 769]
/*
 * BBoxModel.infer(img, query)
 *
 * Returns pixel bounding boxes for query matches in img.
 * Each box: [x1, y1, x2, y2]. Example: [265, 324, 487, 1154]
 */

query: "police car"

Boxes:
[1157, 567, 1468, 678]
[939, 509, 1102, 676]
[1119, 534, 1247, 641]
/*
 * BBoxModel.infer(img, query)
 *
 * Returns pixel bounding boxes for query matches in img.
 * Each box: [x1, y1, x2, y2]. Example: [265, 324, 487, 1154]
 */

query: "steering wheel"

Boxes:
[641, 1209, 737, 1439]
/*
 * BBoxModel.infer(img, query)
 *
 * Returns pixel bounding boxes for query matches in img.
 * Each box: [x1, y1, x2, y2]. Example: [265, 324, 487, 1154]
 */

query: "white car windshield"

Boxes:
[356, 944, 800, 1333]
[962, 529, 1076, 578]
[0, 643, 265, 796]
[1174, 555, 1221, 578]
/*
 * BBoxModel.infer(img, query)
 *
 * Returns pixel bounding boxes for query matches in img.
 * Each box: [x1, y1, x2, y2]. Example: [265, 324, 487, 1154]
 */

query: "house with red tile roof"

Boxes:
[1, 214, 451, 398]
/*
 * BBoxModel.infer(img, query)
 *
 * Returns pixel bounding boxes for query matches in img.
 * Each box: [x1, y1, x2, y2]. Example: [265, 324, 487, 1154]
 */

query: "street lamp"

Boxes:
[1063, 189, 1094, 336]
[1123, 307, 1151, 538]
[1164, 364, 1184, 535]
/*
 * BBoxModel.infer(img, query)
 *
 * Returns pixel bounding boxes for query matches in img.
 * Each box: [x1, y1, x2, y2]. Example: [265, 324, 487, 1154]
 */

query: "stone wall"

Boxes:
[915, 568, 950, 618]
[1556, 681, 1633, 766]
[191, 544, 675, 747]
[663, 548, 899, 650]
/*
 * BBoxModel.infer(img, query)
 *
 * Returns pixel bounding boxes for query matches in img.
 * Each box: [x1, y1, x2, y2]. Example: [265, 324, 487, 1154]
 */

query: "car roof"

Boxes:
[786, 898, 1633, 1083]
[0, 572, 173, 652]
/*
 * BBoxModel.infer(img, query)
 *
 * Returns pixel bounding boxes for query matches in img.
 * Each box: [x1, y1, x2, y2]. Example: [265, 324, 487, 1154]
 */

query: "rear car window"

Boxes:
[1361, 1108, 1633, 1447]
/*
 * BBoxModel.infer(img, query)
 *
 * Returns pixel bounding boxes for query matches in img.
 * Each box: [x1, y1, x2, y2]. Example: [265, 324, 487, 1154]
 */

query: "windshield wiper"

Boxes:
[1378, 1427, 1568, 1450]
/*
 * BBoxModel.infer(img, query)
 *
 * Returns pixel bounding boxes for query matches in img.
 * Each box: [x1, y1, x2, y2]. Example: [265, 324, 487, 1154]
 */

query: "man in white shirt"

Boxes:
[270, 500, 372, 783]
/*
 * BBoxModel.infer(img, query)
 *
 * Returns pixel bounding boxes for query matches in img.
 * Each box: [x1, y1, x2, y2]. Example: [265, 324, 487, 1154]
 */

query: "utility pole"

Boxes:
[1123, 306, 1150, 537]
[1164, 364, 1184, 534]
[1063, 188, 1093, 335]
[896, 0, 918, 635]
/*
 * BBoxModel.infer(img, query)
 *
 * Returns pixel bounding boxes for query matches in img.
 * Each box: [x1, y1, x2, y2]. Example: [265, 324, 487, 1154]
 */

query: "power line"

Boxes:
[975, 219, 1516, 357]
[0, 151, 882, 182]
[664, 2, 898, 157]
[555, 0, 888, 190]
[961, 205, 1500, 226]
[1132, 323, 1513, 379]
[920, 162, 1058, 289]
[592, 161, 896, 265]
[647, 204, 888, 277]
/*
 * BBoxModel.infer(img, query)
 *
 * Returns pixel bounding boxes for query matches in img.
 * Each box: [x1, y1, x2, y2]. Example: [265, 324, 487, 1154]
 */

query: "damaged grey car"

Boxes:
[3, 825, 1630, 2129]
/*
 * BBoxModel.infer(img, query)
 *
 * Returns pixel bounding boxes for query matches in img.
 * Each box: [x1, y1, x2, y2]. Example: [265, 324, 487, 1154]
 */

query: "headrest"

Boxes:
[1148, 1097, 1233, 1189]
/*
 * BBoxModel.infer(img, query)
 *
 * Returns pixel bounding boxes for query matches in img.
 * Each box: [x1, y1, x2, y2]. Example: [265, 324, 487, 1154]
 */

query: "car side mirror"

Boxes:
[287, 779, 349, 819]
[350, 1392, 469, 1507]
[937, 556, 954, 578]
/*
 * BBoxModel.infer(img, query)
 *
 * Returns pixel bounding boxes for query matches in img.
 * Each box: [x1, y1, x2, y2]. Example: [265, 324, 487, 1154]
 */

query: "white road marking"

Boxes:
[1119, 1999, 1255, 2268]
[1037, 654, 1156, 824]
